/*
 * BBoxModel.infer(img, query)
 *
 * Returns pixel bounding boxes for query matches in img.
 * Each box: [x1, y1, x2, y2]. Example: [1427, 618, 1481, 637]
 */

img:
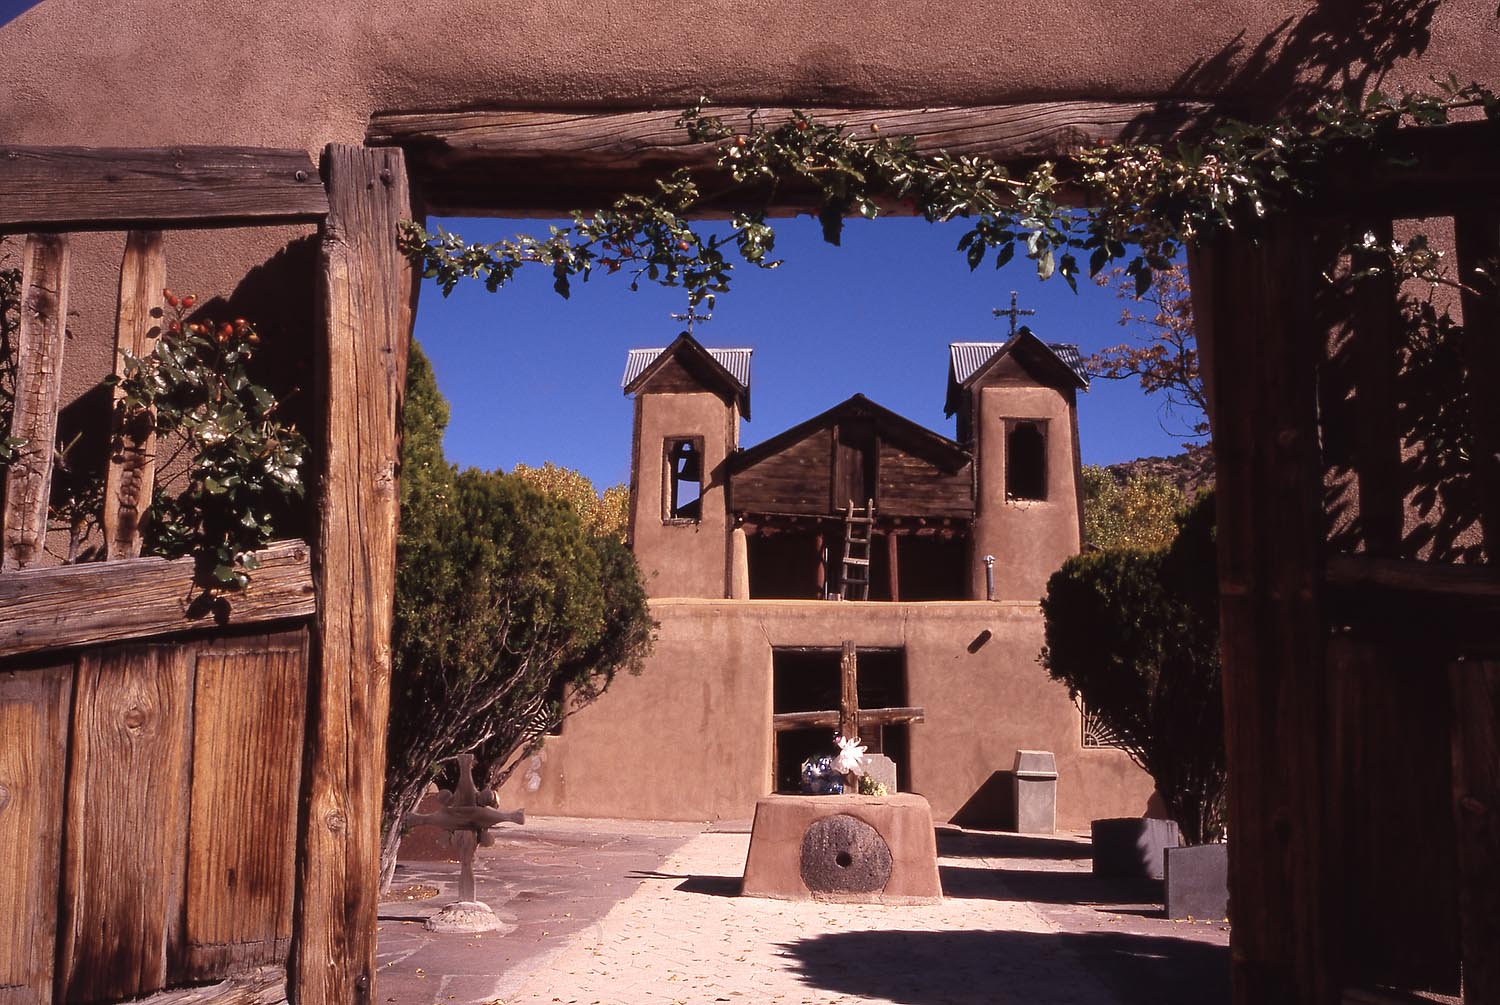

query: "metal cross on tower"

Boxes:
[992, 290, 1036, 338]
[670, 307, 713, 335]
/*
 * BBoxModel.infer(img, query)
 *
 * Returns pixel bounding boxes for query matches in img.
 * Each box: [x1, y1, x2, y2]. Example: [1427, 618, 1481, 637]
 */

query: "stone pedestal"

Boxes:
[740, 793, 942, 904]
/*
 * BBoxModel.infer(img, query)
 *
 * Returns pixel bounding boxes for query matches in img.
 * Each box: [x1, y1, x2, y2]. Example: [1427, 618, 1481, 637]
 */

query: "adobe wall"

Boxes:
[497, 598, 1155, 829]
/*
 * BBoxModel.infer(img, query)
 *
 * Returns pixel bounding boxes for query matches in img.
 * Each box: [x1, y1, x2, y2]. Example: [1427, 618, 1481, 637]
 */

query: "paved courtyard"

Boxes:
[378, 817, 1228, 1005]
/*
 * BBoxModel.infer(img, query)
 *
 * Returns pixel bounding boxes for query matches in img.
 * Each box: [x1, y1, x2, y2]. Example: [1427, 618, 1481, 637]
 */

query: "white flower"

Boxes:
[832, 735, 868, 775]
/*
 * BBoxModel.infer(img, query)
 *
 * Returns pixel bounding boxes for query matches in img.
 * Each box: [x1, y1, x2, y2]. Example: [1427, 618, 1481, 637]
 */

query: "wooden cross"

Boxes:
[771, 640, 926, 740]
[992, 290, 1036, 338]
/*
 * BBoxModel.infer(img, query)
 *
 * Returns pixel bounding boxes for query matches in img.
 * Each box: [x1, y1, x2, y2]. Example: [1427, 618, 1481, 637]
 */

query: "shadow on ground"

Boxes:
[936, 829, 1091, 861]
[627, 869, 742, 897]
[780, 928, 1228, 1005]
[939, 863, 1162, 909]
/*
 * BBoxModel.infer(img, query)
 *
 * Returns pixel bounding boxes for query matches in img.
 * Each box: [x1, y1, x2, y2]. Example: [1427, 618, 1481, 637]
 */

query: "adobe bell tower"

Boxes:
[621, 334, 751, 598]
[946, 330, 1088, 602]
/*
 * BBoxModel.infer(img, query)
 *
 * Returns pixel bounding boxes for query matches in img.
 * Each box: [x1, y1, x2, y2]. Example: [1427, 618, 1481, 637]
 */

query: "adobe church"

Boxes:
[502, 329, 1154, 828]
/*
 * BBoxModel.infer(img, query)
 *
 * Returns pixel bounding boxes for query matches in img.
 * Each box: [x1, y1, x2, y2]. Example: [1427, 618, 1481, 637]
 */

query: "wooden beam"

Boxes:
[1, 233, 70, 570]
[0, 146, 328, 233]
[772, 707, 925, 731]
[1347, 220, 1403, 556]
[839, 640, 859, 741]
[104, 230, 166, 560]
[295, 144, 415, 1005]
[366, 100, 1216, 216]
[1449, 660, 1500, 1005]
[887, 531, 900, 603]
[1325, 554, 1500, 608]
[1454, 208, 1500, 560]
[0, 539, 316, 660]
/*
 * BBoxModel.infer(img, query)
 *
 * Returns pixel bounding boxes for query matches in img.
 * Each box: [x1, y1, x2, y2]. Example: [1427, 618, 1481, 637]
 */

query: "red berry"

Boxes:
[181, 295, 196, 309]
[678, 240, 691, 251]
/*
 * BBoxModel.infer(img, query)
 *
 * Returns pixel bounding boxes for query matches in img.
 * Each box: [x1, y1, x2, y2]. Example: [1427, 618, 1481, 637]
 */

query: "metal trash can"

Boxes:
[1013, 749, 1058, 834]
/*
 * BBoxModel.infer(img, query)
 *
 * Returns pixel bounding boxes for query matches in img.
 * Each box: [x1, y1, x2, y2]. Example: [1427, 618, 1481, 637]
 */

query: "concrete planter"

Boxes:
[1090, 817, 1182, 880]
[1164, 843, 1229, 920]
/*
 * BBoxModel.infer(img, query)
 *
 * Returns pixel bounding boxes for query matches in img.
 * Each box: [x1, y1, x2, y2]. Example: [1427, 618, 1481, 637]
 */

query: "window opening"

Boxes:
[1006, 420, 1046, 501]
[665, 437, 703, 520]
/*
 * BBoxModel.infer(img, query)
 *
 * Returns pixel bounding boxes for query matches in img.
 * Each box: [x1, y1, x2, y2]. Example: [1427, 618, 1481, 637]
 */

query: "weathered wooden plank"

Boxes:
[296, 144, 415, 1005]
[838, 641, 859, 741]
[1, 234, 70, 571]
[0, 147, 327, 233]
[772, 707, 925, 731]
[1449, 660, 1500, 1005]
[59, 643, 194, 1002]
[126, 965, 286, 1005]
[0, 539, 316, 660]
[177, 629, 309, 981]
[1326, 636, 1460, 993]
[0, 660, 72, 1005]
[1325, 554, 1500, 607]
[1198, 222, 1332, 1005]
[104, 230, 166, 560]
[366, 101, 1217, 215]
[1454, 209, 1500, 561]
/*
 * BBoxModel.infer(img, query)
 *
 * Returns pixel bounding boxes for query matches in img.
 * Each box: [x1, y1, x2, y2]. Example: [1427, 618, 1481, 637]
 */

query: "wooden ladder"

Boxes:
[839, 498, 875, 601]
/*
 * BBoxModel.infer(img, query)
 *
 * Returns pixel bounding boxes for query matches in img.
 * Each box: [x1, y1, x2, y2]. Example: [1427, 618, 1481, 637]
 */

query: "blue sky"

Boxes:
[414, 216, 1201, 491]
[0, 0, 35, 24]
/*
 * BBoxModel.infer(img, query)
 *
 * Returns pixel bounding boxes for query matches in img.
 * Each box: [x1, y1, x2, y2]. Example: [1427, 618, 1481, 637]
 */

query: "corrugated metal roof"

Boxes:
[948, 341, 1089, 386]
[621, 346, 753, 391]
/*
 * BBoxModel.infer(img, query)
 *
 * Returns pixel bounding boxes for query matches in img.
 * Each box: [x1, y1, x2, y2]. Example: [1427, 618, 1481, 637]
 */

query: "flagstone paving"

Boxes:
[377, 817, 1229, 1005]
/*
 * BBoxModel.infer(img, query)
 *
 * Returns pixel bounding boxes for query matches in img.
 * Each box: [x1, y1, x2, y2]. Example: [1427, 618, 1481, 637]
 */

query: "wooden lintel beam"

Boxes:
[0, 146, 328, 233]
[0, 539, 316, 660]
[772, 707, 926, 731]
[367, 100, 1217, 215]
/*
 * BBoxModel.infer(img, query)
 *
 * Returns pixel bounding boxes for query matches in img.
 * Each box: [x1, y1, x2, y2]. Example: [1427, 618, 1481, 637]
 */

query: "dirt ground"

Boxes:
[377, 816, 1228, 1005]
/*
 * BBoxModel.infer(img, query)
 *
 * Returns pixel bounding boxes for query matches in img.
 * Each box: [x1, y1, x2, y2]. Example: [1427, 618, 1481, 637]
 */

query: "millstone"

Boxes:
[798, 813, 892, 894]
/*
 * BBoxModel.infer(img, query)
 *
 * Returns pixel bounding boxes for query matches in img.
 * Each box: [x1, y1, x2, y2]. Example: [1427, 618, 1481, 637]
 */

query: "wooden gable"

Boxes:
[729, 395, 973, 520]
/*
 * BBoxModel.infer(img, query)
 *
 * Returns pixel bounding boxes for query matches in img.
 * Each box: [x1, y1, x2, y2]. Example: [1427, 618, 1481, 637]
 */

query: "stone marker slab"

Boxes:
[741, 793, 942, 904]
[863, 753, 898, 793]
[1165, 843, 1229, 920]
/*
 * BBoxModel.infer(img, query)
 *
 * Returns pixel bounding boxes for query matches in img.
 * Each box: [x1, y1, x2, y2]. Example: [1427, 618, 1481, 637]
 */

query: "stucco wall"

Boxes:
[629, 391, 737, 598]
[498, 598, 1155, 829]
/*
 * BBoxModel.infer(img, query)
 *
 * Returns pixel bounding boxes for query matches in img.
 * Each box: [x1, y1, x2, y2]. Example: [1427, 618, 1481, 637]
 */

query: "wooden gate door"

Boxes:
[1194, 118, 1500, 1005]
[0, 144, 414, 1005]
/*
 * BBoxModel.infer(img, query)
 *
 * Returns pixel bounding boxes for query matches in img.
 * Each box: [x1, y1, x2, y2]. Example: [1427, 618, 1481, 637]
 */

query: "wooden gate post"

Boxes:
[295, 144, 416, 1005]
[1196, 221, 1334, 1005]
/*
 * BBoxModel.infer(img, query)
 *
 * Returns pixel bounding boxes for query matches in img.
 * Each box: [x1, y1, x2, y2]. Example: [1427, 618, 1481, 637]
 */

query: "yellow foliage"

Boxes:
[511, 462, 629, 542]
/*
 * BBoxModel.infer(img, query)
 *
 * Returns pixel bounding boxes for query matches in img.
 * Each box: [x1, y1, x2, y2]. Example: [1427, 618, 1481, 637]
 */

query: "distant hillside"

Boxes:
[1103, 443, 1215, 501]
